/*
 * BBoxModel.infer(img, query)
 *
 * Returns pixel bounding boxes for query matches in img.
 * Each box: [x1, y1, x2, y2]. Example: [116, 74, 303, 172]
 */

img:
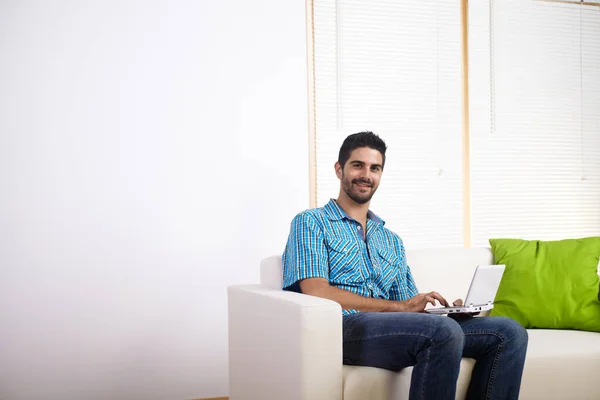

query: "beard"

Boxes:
[341, 173, 377, 204]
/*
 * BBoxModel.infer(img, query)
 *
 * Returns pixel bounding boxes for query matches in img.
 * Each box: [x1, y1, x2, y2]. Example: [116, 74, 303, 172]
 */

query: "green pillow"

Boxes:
[489, 237, 600, 331]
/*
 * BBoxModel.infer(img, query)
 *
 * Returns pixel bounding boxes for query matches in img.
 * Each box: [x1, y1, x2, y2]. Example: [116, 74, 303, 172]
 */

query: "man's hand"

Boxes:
[402, 291, 449, 312]
[448, 298, 480, 320]
[452, 298, 479, 314]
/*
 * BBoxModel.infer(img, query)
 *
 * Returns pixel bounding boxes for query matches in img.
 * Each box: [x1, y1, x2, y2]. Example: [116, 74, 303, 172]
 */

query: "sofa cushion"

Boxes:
[520, 329, 600, 399]
[342, 358, 476, 400]
[341, 329, 600, 400]
[489, 237, 600, 331]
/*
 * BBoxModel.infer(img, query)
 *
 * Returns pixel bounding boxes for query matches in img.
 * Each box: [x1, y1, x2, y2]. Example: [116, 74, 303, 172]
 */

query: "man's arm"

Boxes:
[300, 278, 448, 313]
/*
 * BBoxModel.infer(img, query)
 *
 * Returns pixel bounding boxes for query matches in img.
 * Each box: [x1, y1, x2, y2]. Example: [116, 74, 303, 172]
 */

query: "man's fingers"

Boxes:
[430, 291, 449, 307]
[453, 298, 464, 306]
[425, 295, 436, 307]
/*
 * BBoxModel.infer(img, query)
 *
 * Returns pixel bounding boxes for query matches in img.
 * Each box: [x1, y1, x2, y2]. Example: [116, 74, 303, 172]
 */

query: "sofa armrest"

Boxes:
[227, 285, 343, 400]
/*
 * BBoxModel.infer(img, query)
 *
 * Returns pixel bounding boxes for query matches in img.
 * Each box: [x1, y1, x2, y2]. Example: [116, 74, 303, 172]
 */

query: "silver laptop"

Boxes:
[426, 264, 505, 314]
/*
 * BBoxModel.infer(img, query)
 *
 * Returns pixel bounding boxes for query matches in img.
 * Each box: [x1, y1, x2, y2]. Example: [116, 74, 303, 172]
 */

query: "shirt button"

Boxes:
[357, 226, 361, 230]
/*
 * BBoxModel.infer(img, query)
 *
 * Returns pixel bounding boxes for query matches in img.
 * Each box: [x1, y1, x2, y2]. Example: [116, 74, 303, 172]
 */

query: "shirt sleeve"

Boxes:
[281, 212, 329, 291]
[388, 236, 419, 300]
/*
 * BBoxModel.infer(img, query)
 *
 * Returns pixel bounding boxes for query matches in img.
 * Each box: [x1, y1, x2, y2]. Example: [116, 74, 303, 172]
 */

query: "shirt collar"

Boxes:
[323, 199, 385, 225]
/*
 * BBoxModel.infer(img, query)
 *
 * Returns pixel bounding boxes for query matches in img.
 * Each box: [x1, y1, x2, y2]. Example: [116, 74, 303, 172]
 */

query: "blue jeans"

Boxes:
[342, 312, 528, 400]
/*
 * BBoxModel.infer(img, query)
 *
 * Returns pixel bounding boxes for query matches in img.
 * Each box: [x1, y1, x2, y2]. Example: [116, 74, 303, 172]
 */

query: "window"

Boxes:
[310, 0, 465, 249]
[309, 0, 600, 248]
[469, 0, 600, 245]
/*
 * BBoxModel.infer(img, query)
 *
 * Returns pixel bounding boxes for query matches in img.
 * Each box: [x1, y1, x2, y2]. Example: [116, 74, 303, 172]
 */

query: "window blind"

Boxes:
[469, 0, 600, 246]
[313, 0, 464, 249]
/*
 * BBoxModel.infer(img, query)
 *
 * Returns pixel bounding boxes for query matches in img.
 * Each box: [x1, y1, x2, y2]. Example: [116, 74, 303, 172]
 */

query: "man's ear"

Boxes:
[334, 162, 342, 179]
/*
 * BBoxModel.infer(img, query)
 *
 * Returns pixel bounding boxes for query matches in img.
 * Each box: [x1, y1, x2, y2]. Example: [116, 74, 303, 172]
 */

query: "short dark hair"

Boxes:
[338, 131, 387, 169]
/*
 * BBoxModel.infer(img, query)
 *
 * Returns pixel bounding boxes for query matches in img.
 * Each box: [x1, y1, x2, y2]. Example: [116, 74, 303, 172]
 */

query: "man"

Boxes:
[282, 132, 528, 400]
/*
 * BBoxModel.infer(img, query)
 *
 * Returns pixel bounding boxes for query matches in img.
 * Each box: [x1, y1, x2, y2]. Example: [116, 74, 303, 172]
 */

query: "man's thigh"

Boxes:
[342, 312, 462, 371]
[457, 315, 528, 359]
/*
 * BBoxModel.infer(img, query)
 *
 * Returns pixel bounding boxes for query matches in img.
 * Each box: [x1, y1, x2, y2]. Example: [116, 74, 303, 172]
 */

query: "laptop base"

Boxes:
[425, 303, 494, 315]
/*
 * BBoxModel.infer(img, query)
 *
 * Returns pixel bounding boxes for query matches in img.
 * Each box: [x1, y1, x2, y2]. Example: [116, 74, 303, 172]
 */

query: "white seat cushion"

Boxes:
[341, 329, 600, 400]
[342, 358, 476, 400]
[519, 329, 600, 400]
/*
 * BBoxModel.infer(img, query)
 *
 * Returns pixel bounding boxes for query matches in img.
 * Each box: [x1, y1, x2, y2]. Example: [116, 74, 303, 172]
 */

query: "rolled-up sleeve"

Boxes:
[282, 212, 329, 291]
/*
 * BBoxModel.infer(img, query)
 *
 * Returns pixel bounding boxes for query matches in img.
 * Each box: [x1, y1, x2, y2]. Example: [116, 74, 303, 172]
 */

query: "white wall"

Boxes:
[0, 1, 308, 399]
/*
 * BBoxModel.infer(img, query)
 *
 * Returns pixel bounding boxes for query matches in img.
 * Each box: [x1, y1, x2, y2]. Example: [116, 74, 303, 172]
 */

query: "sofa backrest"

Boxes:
[407, 247, 494, 304]
[260, 247, 495, 302]
[260, 255, 284, 290]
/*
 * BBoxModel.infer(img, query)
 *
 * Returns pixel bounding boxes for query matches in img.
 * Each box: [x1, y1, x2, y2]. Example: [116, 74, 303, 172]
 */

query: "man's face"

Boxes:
[335, 147, 383, 205]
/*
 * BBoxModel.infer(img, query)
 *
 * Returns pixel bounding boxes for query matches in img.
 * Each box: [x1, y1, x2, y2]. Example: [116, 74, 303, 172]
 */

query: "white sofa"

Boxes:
[228, 247, 600, 400]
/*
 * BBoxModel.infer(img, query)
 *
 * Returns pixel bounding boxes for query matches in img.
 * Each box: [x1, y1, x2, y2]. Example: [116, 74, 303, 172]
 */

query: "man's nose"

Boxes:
[360, 167, 372, 181]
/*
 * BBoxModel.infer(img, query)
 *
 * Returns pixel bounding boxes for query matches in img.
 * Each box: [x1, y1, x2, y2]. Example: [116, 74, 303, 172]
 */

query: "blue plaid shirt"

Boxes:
[282, 199, 419, 315]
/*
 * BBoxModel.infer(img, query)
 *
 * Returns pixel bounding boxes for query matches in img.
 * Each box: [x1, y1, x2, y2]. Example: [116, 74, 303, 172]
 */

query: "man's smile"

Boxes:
[353, 180, 372, 189]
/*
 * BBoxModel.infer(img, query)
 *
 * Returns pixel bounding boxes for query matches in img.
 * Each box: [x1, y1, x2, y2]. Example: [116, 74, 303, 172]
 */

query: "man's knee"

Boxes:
[431, 316, 464, 349]
[495, 316, 528, 350]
